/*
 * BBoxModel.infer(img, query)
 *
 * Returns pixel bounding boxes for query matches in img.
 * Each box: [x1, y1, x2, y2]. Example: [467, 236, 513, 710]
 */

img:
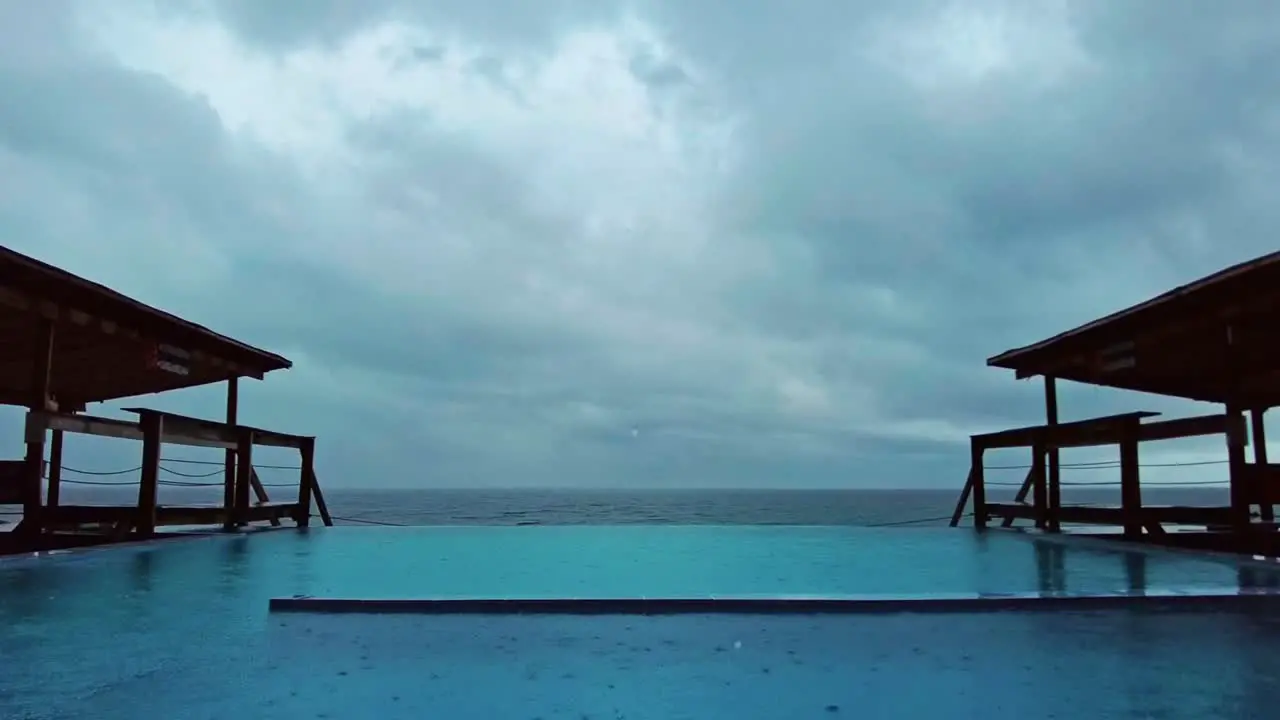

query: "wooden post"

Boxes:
[45, 430, 64, 509]
[136, 413, 164, 537]
[297, 437, 315, 528]
[1225, 326, 1251, 534]
[1044, 376, 1062, 532]
[234, 429, 254, 527]
[19, 317, 55, 539]
[1119, 420, 1142, 539]
[970, 438, 987, 529]
[1251, 408, 1273, 522]
[999, 374, 1059, 531]
[1227, 405, 1250, 533]
[222, 378, 238, 531]
[949, 466, 975, 527]
[1031, 441, 1048, 530]
[311, 469, 333, 527]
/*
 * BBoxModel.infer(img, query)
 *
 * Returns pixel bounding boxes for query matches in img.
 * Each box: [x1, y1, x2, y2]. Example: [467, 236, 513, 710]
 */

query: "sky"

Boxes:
[1, 0, 1278, 490]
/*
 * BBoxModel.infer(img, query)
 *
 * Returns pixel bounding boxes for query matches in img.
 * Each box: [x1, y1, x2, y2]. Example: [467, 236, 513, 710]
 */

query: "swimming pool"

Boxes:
[2, 526, 1279, 719]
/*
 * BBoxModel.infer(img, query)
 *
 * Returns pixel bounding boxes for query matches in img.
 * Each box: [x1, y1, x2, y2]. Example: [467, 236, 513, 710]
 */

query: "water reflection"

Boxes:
[1124, 551, 1147, 593]
[130, 550, 155, 594]
[1024, 535, 1280, 596]
[1032, 538, 1067, 594]
[1237, 563, 1280, 591]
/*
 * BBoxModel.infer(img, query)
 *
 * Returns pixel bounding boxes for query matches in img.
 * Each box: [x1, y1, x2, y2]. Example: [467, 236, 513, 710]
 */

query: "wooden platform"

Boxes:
[951, 251, 1280, 554]
[43, 502, 302, 530]
[985, 503, 1237, 529]
[2, 245, 333, 550]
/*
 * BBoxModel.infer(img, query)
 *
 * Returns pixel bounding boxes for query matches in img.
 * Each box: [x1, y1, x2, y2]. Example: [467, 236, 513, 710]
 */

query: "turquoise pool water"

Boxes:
[2, 526, 1279, 719]
[5, 524, 1257, 599]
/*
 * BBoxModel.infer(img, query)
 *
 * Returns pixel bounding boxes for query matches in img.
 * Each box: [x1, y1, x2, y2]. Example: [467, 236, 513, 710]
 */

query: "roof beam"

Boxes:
[973, 411, 1158, 450]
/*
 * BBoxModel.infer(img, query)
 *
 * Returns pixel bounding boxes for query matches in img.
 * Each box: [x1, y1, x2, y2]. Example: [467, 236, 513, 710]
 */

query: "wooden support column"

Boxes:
[1119, 420, 1143, 539]
[970, 439, 987, 530]
[1044, 376, 1062, 532]
[1225, 326, 1251, 534]
[1001, 376, 1059, 530]
[1226, 405, 1251, 533]
[1031, 441, 1048, 530]
[135, 413, 164, 538]
[297, 437, 315, 528]
[222, 378, 238, 531]
[311, 470, 333, 527]
[949, 466, 975, 527]
[19, 317, 55, 539]
[234, 429, 254, 527]
[1251, 408, 1273, 523]
[45, 430, 64, 509]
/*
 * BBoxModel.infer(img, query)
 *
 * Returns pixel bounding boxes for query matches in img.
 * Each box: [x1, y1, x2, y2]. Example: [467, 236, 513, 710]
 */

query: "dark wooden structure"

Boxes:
[0, 245, 332, 551]
[952, 251, 1280, 548]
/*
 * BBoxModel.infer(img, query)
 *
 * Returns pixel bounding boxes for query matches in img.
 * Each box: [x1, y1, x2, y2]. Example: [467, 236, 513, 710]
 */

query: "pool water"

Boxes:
[12, 524, 1258, 599]
[2, 526, 1279, 719]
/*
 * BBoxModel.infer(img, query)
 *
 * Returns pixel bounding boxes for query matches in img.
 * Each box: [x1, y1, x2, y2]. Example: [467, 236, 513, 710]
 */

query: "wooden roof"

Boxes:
[0, 245, 291, 408]
[987, 251, 1280, 406]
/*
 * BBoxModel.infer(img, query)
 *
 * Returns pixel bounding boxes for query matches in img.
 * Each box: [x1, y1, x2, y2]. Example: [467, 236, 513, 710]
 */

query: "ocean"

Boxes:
[3, 485, 1230, 528]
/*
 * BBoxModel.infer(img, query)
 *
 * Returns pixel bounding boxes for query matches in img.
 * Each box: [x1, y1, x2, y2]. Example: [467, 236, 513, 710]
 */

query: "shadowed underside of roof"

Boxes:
[0, 245, 291, 407]
[987, 251, 1280, 407]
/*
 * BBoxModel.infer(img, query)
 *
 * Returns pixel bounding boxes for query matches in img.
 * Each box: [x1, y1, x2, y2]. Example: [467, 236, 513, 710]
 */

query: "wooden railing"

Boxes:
[952, 411, 1253, 537]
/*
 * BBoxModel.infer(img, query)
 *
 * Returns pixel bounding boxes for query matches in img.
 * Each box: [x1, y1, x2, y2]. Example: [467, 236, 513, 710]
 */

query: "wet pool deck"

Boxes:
[4, 526, 1280, 719]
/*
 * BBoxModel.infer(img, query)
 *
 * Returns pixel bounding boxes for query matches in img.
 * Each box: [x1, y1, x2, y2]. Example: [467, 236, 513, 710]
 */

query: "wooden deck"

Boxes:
[984, 503, 1236, 530]
[44, 502, 302, 530]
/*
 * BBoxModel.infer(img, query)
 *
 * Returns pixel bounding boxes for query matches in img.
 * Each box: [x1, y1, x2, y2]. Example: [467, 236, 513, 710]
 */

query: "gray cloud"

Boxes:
[0, 0, 1276, 489]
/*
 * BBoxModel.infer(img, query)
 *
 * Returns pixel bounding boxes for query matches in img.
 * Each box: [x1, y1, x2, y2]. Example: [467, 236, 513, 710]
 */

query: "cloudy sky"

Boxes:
[1, 0, 1277, 490]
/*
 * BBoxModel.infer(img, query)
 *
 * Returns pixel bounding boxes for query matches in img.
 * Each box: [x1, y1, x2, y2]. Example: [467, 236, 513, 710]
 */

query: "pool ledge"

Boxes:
[268, 589, 1280, 615]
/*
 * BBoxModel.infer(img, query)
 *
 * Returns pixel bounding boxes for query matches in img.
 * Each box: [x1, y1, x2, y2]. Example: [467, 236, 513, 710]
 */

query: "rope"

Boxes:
[981, 457, 1235, 488]
[154, 466, 224, 479]
[56, 477, 299, 488]
[324, 514, 407, 527]
[162, 457, 301, 470]
[986, 479, 1228, 488]
[867, 513, 965, 527]
[984, 459, 1229, 471]
[39, 464, 299, 488]
[55, 465, 139, 476]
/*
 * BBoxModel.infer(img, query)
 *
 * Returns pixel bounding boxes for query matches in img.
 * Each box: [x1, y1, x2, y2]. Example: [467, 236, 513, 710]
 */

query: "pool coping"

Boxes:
[267, 588, 1280, 615]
